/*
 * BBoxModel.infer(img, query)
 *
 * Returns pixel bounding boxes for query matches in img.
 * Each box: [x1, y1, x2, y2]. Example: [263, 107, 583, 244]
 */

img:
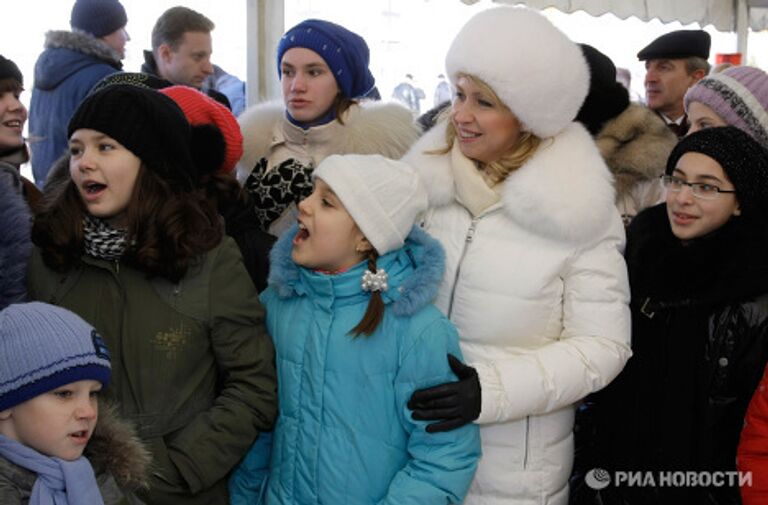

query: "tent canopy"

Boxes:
[461, 0, 768, 32]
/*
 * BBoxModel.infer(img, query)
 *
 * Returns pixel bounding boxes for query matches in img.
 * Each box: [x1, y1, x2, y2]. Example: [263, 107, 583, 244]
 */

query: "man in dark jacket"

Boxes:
[28, 0, 128, 187]
[141, 6, 231, 109]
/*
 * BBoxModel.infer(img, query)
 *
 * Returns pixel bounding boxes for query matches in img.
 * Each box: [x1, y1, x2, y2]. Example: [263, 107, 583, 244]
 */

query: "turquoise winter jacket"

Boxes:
[242, 225, 480, 505]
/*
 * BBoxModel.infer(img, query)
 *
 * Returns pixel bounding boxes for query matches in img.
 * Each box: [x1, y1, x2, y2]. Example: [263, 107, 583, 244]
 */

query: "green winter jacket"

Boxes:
[28, 237, 278, 505]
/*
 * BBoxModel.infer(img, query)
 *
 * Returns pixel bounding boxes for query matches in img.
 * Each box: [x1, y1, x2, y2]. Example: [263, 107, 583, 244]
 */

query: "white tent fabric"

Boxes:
[461, 0, 768, 31]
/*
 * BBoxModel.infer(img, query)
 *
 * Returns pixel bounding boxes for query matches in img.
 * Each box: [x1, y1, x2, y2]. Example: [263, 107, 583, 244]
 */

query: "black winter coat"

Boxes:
[571, 204, 768, 505]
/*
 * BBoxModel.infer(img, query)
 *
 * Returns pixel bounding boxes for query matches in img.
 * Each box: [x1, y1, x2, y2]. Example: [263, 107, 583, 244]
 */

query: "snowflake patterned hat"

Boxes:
[277, 19, 375, 99]
[0, 302, 111, 411]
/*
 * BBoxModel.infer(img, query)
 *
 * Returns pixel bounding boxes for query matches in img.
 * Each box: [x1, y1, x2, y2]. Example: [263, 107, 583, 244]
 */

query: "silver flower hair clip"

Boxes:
[361, 269, 389, 293]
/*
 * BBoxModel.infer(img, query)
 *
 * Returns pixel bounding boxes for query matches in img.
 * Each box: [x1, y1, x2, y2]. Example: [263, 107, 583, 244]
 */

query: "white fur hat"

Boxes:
[313, 154, 427, 256]
[445, 6, 589, 138]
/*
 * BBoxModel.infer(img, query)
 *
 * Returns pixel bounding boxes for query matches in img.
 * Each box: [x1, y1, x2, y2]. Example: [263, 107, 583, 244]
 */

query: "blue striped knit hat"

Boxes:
[0, 302, 111, 411]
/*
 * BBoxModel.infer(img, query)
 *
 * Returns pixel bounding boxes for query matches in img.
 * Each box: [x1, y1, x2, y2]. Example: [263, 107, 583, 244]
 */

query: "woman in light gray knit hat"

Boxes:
[685, 65, 768, 147]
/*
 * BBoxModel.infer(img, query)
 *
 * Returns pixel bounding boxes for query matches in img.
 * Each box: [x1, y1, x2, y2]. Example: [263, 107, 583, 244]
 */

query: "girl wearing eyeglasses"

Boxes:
[585, 126, 768, 505]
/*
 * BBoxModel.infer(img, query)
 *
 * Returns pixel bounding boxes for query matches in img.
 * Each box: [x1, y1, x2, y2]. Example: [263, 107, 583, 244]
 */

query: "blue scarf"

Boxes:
[0, 435, 104, 505]
[285, 107, 337, 129]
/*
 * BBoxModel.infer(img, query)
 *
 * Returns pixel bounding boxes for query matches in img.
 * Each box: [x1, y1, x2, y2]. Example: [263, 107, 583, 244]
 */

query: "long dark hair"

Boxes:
[33, 163, 222, 283]
[350, 250, 386, 336]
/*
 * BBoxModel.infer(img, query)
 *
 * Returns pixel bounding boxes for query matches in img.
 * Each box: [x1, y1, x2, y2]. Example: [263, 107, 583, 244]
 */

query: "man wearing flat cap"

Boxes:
[638, 29, 711, 137]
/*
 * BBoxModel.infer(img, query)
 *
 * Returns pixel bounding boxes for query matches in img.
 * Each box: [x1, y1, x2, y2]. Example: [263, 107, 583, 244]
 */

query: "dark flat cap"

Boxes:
[638, 30, 711, 61]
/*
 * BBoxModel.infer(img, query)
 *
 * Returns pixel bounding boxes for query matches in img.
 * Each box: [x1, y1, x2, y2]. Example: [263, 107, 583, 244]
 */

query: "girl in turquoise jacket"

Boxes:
[232, 153, 480, 504]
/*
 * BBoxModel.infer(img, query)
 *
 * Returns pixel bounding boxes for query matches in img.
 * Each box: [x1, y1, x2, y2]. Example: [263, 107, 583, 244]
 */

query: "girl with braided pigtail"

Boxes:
[350, 249, 384, 336]
[230, 153, 480, 505]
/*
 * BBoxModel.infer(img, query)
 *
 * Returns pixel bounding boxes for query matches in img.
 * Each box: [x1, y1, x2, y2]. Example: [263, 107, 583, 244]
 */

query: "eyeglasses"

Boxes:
[660, 175, 737, 200]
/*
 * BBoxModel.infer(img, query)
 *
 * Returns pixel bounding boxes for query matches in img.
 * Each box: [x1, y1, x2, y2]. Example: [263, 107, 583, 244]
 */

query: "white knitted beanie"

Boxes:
[445, 6, 590, 138]
[313, 154, 428, 256]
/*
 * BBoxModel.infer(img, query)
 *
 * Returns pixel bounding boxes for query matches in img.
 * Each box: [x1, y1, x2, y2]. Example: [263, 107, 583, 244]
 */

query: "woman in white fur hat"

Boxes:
[403, 7, 631, 504]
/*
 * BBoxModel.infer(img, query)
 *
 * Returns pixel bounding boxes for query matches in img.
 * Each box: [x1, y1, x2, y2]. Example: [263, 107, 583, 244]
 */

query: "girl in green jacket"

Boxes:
[28, 84, 277, 505]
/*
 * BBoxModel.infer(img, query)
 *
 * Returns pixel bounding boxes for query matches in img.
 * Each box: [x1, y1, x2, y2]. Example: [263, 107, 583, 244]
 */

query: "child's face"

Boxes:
[666, 151, 741, 241]
[0, 88, 26, 151]
[69, 128, 141, 228]
[0, 380, 101, 461]
[292, 178, 370, 272]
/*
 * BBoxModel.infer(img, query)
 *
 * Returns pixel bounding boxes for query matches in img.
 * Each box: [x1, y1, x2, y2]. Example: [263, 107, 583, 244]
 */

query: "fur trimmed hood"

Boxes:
[268, 225, 445, 317]
[236, 100, 420, 182]
[596, 103, 678, 199]
[34, 30, 122, 90]
[404, 119, 617, 243]
[85, 402, 150, 491]
[0, 172, 31, 309]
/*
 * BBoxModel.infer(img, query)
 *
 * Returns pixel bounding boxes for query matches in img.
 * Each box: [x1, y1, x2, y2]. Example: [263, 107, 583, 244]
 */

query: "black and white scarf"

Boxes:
[83, 216, 130, 261]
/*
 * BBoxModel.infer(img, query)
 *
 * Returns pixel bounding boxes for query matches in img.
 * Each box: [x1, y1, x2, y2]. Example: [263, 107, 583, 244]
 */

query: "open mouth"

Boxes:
[2, 120, 22, 129]
[69, 430, 89, 443]
[84, 182, 107, 194]
[293, 221, 310, 245]
[457, 129, 481, 139]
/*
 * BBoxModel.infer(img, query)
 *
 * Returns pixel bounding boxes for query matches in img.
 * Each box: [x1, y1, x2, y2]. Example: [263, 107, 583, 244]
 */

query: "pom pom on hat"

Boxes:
[684, 66, 768, 148]
[277, 19, 375, 99]
[445, 6, 589, 138]
[160, 86, 243, 174]
[575, 44, 630, 135]
[313, 154, 427, 255]
[0, 302, 111, 411]
[70, 0, 127, 38]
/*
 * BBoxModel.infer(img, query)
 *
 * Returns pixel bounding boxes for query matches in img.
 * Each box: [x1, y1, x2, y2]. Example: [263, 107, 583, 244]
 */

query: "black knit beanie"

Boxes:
[0, 55, 23, 86]
[575, 44, 630, 136]
[68, 84, 196, 190]
[666, 126, 768, 216]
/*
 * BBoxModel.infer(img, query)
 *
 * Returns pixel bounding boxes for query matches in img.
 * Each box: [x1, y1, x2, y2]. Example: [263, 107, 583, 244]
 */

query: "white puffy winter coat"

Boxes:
[403, 120, 632, 505]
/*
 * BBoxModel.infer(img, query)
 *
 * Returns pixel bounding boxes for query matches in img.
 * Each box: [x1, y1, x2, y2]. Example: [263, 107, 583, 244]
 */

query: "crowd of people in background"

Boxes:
[2, 1, 768, 504]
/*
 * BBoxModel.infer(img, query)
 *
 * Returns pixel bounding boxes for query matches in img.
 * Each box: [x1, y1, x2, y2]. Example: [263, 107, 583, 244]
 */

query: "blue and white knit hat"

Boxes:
[0, 302, 111, 411]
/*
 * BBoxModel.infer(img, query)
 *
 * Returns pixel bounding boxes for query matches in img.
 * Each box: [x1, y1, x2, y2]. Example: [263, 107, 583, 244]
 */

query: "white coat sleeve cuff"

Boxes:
[474, 361, 506, 425]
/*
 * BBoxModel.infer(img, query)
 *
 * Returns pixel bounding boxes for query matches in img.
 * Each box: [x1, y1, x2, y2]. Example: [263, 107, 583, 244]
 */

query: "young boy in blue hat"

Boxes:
[0, 302, 147, 504]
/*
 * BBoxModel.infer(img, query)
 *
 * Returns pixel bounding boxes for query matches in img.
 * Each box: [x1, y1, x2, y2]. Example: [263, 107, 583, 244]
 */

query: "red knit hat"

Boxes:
[159, 85, 243, 174]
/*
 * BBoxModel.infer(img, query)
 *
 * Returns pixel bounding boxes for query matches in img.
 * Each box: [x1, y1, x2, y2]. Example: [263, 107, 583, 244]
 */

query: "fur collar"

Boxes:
[268, 225, 445, 317]
[404, 119, 617, 243]
[0, 174, 31, 309]
[237, 100, 420, 182]
[85, 402, 150, 491]
[44, 30, 122, 67]
[596, 103, 677, 199]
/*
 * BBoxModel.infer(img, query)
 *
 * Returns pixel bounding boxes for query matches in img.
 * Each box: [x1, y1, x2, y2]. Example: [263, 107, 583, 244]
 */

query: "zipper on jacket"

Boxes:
[523, 415, 530, 469]
[447, 218, 478, 319]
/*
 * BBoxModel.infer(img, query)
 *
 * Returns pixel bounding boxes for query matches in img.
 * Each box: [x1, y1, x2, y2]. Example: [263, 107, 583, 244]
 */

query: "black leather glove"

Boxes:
[407, 353, 481, 433]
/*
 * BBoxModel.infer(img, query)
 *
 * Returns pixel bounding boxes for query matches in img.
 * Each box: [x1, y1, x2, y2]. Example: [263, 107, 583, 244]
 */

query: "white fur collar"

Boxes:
[236, 100, 420, 182]
[403, 120, 618, 243]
